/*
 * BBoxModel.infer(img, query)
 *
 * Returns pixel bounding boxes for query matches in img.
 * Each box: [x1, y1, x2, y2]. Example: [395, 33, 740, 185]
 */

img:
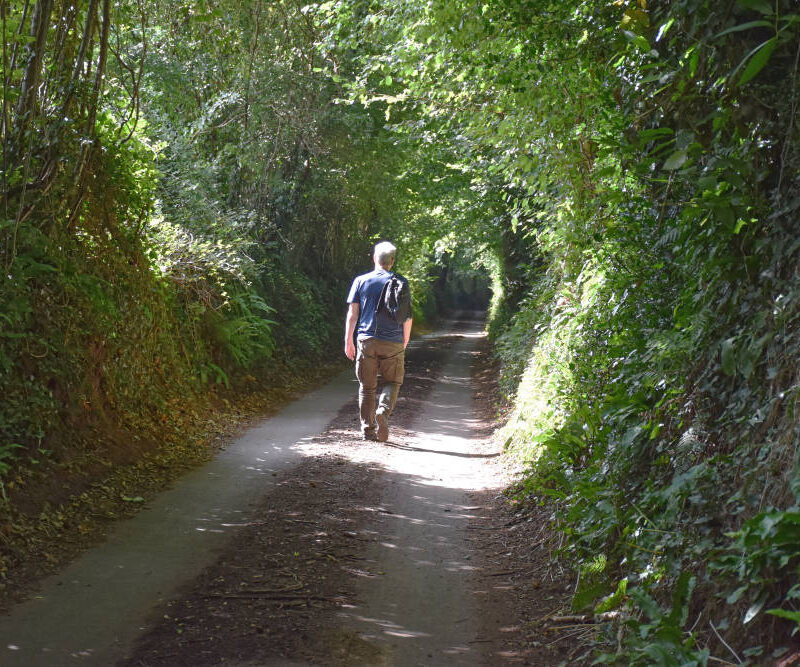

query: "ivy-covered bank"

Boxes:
[487, 4, 800, 659]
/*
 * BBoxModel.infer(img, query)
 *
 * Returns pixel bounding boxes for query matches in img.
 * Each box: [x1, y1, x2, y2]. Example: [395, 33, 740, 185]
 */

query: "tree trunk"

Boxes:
[61, 0, 98, 120]
[13, 0, 54, 156]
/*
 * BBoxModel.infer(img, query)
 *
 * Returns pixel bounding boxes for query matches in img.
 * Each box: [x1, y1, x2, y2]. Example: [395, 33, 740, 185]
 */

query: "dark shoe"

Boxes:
[375, 412, 388, 442]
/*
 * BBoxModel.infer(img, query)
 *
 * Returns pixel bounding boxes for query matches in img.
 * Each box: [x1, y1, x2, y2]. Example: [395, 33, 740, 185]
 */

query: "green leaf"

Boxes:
[596, 578, 628, 613]
[744, 598, 766, 624]
[727, 585, 748, 604]
[768, 609, 800, 625]
[715, 20, 773, 38]
[667, 572, 696, 627]
[632, 35, 650, 52]
[738, 37, 778, 85]
[638, 127, 673, 144]
[689, 47, 700, 76]
[721, 337, 737, 376]
[655, 18, 675, 42]
[675, 129, 695, 150]
[631, 586, 662, 621]
[663, 150, 688, 170]
[737, 0, 774, 15]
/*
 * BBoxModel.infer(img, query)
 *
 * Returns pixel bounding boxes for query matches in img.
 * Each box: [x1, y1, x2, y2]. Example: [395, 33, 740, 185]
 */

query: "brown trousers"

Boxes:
[355, 337, 405, 435]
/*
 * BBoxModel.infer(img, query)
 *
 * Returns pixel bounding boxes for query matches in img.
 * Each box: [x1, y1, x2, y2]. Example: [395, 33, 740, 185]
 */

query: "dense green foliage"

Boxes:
[3, 0, 800, 659]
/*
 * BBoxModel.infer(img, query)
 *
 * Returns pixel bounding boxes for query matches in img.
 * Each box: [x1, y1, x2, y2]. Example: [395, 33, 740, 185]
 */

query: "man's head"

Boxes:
[373, 241, 396, 270]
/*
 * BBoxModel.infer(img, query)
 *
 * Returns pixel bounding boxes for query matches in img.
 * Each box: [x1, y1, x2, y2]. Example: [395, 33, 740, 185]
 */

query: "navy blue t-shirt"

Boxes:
[347, 269, 411, 342]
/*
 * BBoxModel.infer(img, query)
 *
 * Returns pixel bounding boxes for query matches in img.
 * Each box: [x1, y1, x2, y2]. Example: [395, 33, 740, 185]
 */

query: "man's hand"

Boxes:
[344, 302, 359, 361]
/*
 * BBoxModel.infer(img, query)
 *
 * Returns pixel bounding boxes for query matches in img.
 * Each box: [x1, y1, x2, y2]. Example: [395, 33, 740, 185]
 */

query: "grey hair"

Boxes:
[374, 241, 397, 269]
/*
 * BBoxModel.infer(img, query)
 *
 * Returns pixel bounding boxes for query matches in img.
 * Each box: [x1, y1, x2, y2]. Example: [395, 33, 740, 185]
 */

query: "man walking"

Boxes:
[344, 241, 412, 441]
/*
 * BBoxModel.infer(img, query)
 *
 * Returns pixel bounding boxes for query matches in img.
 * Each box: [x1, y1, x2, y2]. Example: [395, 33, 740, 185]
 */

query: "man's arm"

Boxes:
[403, 317, 412, 349]
[344, 302, 359, 360]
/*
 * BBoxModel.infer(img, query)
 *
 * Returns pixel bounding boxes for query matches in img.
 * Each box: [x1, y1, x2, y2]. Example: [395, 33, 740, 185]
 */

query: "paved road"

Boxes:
[328, 321, 501, 665]
[0, 319, 501, 666]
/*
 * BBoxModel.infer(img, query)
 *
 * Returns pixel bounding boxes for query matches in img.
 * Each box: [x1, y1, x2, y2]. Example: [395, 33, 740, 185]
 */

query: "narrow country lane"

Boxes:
[329, 322, 503, 664]
[0, 317, 519, 666]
